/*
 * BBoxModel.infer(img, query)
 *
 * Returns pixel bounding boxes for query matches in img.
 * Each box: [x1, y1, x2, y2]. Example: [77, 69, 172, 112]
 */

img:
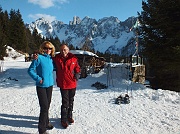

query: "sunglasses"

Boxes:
[44, 47, 52, 50]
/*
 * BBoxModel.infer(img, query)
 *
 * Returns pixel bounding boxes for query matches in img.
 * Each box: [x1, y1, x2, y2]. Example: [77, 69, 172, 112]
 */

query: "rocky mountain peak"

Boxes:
[27, 16, 138, 56]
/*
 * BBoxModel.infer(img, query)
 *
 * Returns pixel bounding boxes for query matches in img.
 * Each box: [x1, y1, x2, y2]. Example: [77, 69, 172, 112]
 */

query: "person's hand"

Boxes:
[75, 73, 80, 80]
[39, 80, 43, 84]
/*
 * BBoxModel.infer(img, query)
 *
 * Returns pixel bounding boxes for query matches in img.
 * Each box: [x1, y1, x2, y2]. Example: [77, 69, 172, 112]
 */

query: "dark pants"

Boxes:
[60, 88, 76, 122]
[36, 86, 53, 133]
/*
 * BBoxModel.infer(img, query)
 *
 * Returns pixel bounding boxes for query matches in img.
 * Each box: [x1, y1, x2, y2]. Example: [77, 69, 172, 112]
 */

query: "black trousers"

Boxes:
[60, 88, 76, 122]
[36, 86, 53, 133]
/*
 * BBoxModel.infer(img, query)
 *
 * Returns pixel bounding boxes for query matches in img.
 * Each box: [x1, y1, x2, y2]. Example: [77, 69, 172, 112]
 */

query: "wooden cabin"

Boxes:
[70, 50, 106, 78]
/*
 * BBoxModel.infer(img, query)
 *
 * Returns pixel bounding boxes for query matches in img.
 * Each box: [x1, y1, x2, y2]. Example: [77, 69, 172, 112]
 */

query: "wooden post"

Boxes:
[132, 65, 145, 84]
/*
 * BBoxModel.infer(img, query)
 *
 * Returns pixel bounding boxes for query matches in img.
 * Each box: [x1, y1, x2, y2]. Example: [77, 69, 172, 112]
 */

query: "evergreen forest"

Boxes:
[138, 0, 180, 91]
[0, 7, 62, 60]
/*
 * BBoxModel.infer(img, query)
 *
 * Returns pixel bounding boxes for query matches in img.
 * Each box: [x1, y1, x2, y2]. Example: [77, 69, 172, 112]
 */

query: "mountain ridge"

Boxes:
[26, 16, 138, 56]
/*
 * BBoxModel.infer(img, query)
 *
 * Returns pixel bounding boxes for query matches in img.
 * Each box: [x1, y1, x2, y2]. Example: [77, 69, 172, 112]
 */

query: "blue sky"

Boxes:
[0, 0, 143, 24]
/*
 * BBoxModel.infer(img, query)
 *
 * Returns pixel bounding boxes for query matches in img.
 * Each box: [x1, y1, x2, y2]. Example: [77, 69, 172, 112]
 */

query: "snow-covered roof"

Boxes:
[70, 50, 98, 57]
[55, 50, 98, 57]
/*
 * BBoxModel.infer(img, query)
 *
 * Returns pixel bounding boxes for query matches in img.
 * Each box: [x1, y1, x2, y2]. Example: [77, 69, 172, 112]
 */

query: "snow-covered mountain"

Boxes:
[26, 16, 138, 56]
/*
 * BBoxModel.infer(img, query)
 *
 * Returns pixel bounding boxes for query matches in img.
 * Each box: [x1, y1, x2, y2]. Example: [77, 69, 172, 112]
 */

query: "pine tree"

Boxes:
[32, 28, 43, 51]
[48, 36, 61, 52]
[138, 0, 180, 91]
[69, 44, 75, 50]
[0, 6, 46, 57]
[0, 7, 8, 59]
[25, 27, 36, 53]
[9, 9, 27, 52]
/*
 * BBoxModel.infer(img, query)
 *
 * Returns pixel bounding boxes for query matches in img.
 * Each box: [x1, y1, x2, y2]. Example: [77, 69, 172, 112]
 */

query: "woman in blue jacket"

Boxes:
[28, 41, 55, 134]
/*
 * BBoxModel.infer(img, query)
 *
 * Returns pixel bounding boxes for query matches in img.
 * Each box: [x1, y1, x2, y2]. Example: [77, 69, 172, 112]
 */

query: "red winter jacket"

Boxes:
[53, 53, 81, 89]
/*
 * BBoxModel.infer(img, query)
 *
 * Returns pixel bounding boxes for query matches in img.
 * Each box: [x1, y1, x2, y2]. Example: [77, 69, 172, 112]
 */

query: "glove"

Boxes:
[75, 73, 80, 81]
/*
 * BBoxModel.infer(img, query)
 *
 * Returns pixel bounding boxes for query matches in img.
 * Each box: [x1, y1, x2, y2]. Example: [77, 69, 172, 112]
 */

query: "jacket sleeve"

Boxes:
[74, 60, 81, 74]
[74, 60, 81, 80]
[28, 59, 42, 83]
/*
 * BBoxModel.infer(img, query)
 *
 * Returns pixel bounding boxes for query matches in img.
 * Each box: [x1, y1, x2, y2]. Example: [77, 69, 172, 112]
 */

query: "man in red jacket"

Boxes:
[53, 44, 81, 128]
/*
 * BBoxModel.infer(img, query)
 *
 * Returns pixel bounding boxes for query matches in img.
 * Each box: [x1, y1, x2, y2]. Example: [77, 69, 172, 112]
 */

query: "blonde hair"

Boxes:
[39, 41, 55, 57]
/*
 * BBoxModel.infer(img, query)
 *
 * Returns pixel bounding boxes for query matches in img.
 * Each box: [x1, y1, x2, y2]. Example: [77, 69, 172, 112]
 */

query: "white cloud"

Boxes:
[28, 0, 54, 8]
[28, 0, 69, 8]
[28, 14, 56, 22]
[56, 0, 69, 4]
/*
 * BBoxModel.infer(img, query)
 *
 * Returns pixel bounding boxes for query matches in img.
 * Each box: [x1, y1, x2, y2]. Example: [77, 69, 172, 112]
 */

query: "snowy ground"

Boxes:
[0, 50, 180, 134]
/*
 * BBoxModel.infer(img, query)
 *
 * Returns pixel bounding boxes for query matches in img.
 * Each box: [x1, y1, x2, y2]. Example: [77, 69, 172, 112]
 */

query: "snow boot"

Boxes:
[61, 121, 68, 129]
[46, 123, 54, 130]
[68, 118, 74, 124]
[68, 103, 74, 124]
[61, 107, 68, 128]
[115, 94, 130, 104]
[124, 94, 130, 104]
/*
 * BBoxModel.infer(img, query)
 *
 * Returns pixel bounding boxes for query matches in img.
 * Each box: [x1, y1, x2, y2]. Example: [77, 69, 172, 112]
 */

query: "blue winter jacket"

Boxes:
[28, 54, 55, 88]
